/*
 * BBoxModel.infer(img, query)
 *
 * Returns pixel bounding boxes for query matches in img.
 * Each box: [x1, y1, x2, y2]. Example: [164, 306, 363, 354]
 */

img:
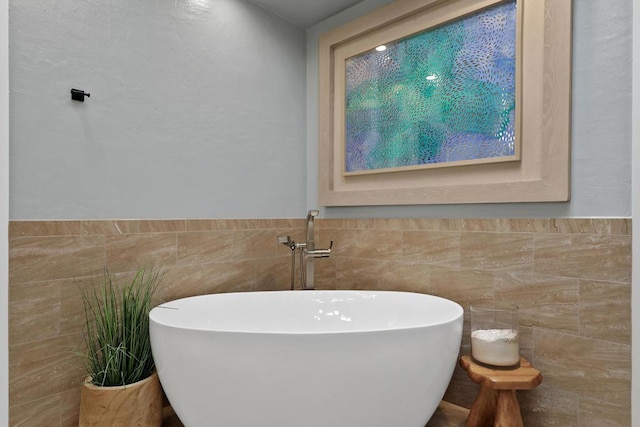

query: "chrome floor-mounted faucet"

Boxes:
[277, 210, 332, 290]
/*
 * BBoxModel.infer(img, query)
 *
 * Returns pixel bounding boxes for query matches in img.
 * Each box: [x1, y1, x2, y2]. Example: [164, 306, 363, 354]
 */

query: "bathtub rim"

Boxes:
[149, 290, 464, 336]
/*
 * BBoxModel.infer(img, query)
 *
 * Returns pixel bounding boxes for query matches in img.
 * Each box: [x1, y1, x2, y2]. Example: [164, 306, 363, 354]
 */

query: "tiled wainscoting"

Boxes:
[8, 218, 631, 426]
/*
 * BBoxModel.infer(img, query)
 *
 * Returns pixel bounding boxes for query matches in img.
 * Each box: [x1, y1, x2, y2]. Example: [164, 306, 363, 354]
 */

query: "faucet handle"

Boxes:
[319, 240, 333, 252]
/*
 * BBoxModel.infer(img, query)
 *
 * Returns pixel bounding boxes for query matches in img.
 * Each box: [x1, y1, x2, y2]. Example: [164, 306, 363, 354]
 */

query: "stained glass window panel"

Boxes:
[345, 0, 517, 173]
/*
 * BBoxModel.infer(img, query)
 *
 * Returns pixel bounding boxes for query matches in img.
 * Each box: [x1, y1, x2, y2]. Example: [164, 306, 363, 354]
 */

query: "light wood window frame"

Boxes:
[318, 0, 572, 206]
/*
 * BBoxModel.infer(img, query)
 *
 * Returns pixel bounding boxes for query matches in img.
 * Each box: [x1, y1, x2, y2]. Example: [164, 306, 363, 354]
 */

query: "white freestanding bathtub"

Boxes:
[150, 290, 463, 427]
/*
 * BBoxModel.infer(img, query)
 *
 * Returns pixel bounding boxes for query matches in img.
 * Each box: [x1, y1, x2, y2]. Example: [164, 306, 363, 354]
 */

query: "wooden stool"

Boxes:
[459, 355, 542, 427]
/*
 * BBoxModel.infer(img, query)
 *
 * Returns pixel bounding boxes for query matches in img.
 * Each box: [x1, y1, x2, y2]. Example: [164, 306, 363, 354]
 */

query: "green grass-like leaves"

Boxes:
[81, 267, 163, 387]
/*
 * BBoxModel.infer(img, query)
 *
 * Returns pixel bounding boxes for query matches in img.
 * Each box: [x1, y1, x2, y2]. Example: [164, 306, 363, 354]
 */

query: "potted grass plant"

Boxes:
[78, 266, 165, 427]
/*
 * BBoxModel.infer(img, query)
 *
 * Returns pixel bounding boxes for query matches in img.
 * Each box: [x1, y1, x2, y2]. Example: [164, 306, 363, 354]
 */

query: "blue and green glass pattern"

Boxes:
[345, 0, 517, 173]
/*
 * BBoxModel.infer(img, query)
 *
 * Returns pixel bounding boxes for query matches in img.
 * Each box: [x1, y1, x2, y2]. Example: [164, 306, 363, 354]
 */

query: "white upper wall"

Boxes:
[307, 0, 632, 218]
[9, 0, 307, 220]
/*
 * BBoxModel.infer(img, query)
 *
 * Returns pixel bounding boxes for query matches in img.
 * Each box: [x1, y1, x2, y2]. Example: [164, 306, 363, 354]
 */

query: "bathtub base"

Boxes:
[155, 326, 459, 427]
[161, 401, 471, 427]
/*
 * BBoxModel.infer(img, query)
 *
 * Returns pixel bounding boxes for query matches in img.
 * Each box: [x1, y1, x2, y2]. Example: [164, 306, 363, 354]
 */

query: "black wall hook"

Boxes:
[71, 88, 90, 102]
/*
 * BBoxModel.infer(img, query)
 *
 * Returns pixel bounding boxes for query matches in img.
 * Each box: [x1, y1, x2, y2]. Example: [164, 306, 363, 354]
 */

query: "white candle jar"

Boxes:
[470, 302, 520, 367]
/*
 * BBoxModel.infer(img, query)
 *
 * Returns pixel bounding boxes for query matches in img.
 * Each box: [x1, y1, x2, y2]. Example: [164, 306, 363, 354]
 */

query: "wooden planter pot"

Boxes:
[79, 372, 163, 427]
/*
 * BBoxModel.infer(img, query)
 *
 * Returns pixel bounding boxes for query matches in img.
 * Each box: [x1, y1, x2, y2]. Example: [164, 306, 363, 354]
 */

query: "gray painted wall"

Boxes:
[632, 0, 639, 423]
[9, 0, 632, 220]
[1, 0, 8, 423]
[306, 0, 632, 218]
[9, 0, 307, 219]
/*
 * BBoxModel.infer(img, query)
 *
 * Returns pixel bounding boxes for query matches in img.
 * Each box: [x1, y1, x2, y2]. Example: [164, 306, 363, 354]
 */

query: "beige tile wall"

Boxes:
[8, 218, 631, 426]
[8, 219, 305, 426]
[315, 218, 632, 427]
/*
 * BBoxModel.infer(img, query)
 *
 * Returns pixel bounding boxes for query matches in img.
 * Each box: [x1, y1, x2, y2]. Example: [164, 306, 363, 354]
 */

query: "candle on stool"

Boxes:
[471, 328, 519, 366]
[470, 302, 520, 367]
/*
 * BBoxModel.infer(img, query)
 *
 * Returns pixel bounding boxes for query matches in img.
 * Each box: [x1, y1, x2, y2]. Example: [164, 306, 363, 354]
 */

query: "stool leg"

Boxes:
[465, 384, 495, 427]
[495, 390, 523, 427]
